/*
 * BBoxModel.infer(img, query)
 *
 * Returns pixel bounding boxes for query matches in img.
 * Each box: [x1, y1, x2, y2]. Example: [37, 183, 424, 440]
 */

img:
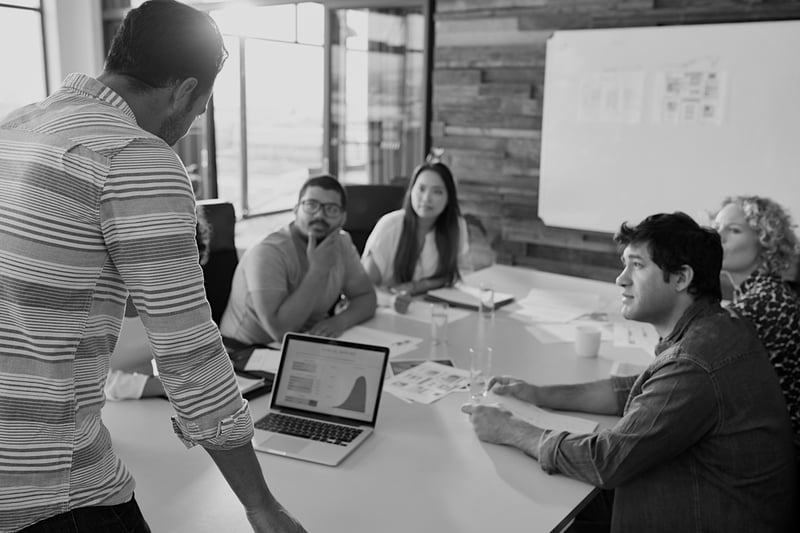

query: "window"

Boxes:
[210, 2, 325, 217]
[194, 1, 428, 218]
[0, 1, 47, 118]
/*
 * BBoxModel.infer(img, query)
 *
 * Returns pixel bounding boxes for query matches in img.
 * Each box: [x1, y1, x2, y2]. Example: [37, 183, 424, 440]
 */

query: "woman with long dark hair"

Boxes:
[361, 158, 469, 299]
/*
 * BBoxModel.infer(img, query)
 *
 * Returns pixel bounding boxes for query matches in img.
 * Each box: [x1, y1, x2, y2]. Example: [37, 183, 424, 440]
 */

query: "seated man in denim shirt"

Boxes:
[462, 212, 797, 532]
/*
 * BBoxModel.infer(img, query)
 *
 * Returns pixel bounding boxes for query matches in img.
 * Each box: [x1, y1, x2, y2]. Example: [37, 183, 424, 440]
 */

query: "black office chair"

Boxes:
[787, 279, 800, 300]
[463, 213, 497, 272]
[196, 199, 239, 325]
[343, 184, 405, 255]
[790, 262, 800, 300]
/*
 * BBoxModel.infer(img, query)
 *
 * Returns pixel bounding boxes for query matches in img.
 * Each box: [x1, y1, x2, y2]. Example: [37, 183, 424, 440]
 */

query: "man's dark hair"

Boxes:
[297, 174, 347, 210]
[614, 212, 723, 301]
[104, 0, 228, 96]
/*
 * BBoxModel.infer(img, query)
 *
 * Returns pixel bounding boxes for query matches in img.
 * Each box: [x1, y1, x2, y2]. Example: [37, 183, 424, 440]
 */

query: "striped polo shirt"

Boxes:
[0, 73, 252, 531]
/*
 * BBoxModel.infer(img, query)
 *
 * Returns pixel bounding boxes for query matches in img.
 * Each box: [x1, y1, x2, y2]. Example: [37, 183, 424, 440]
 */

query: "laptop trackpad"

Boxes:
[261, 434, 310, 454]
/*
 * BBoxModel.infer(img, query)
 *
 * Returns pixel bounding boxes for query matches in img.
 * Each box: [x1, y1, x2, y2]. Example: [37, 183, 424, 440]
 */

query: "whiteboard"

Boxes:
[539, 21, 800, 233]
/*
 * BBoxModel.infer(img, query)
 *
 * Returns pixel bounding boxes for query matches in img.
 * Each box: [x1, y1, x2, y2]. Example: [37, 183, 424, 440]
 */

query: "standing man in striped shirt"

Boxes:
[0, 1, 305, 532]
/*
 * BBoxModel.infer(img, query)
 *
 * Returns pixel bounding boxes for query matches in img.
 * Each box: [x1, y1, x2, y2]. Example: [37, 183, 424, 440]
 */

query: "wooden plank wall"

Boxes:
[432, 0, 800, 282]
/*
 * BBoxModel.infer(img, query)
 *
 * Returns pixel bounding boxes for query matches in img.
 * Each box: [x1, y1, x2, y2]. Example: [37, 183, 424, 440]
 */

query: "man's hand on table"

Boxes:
[487, 376, 543, 404]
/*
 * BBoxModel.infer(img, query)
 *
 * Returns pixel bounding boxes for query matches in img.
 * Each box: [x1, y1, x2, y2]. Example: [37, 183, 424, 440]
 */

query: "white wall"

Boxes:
[43, 0, 104, 88]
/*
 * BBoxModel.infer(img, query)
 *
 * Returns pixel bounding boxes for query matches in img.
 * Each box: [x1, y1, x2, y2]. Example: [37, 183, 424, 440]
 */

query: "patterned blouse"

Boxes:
[729, 272, 800, 448]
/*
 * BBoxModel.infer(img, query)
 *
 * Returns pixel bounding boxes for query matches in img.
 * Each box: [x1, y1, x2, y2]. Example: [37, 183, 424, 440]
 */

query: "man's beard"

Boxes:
[308, 219, 332, 238]
[157, 104, 192, 146]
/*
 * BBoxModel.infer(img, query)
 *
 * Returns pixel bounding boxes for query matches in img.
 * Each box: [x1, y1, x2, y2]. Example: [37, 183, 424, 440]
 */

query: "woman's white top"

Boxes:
[361, 209, 469, 287]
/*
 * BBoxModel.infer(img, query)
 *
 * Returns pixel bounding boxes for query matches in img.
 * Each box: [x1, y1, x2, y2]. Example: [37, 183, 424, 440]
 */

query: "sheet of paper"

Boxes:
[236, 374, 265, 395]
[384, 361, 470, 404]
[525, 321, 614, 344]
[338, 325, 423, 358]
[376, 301, 471, 324]
[514, 289, 603, 323]
[244, 348, 282, 373]
[389, 359, 454, 377]
[485, 391, 598, 434]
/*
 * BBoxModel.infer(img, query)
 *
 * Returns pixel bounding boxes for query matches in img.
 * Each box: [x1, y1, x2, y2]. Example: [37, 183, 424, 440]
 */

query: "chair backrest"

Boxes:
[463, 214, 496, 272]
[343, 184, 405, 255]
[196, 199, 239, 325]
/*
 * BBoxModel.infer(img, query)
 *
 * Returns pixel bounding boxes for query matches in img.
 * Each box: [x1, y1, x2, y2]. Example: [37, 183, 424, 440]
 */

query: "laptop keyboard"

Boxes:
[255, 413, 363, 446]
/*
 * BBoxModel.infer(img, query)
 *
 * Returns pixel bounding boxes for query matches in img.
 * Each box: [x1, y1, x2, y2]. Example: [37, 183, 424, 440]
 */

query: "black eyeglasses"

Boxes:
[298, 199, 343, 217]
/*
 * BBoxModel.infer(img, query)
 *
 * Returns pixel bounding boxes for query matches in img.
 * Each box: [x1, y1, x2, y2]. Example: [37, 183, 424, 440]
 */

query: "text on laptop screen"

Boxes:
[273, 337, 386, 424]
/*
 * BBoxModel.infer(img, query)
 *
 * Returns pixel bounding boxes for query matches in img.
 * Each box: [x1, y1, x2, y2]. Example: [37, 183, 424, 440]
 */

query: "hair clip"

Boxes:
[425, 147, 444, 164]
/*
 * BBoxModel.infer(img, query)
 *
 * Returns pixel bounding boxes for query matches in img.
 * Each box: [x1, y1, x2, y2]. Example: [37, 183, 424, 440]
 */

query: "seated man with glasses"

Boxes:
[220, 174, 377, 348]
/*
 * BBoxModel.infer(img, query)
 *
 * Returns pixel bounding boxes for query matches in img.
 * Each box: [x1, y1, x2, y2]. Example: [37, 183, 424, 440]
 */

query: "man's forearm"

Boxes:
[337, 292, 377, 328]
[204, 442, 278, 511]
[270, 269, 329, 337]
[538, 379, 619, 415]
[505, 418, 546, 460]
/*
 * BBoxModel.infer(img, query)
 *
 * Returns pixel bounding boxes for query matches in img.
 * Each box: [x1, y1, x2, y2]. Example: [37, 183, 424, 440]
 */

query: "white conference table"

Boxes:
[103, 264, 649, 533]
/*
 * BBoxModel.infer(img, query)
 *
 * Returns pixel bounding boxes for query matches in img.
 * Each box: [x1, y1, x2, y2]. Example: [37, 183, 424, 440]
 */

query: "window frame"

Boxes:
[0, 1, 49, 97]
[198, 0, 431, 218]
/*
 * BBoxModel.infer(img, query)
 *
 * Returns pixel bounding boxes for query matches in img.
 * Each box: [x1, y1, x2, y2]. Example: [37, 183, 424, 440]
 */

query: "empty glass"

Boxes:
[430, 302, 448, 345]
[469, 346, 493, 403]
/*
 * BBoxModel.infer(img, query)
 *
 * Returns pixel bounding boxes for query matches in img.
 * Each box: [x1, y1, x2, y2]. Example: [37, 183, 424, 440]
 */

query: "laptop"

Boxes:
[252, 332, 390, 466]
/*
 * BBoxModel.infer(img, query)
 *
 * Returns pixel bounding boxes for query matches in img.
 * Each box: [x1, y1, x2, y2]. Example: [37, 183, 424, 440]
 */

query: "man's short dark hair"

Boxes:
[104, 0, 227, 96]
[298, 174, 347, 210]
[614, 212, 722, 301]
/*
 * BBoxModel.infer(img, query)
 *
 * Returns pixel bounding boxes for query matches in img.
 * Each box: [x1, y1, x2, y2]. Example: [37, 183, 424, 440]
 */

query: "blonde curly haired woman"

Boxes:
[713, 195, 800, 458]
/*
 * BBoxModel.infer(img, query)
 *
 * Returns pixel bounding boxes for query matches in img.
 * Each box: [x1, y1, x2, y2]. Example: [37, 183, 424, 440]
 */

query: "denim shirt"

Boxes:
[538, 299, 797, 532]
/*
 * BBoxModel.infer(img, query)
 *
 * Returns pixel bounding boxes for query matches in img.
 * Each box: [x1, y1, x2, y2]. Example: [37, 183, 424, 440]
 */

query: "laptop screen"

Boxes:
[271, 333, 389, 425]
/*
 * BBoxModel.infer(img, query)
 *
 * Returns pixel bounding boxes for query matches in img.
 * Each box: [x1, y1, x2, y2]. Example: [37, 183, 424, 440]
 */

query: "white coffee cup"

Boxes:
[575, 326, 602, 358]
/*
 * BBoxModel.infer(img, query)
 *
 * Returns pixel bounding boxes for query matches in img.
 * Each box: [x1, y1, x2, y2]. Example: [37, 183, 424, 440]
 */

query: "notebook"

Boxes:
[425, 285, 515, 310]
[252, 332, 390, 466]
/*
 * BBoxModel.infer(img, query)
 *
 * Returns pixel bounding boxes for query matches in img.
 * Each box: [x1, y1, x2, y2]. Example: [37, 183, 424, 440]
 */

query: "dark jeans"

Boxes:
[20, 495, 151, 533]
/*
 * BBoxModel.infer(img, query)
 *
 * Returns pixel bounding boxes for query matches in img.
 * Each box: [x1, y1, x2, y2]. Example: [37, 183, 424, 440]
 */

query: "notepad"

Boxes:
[244, 348, 282, 374]
[425, 285, 514, 310]
[236, 374, 266, 395]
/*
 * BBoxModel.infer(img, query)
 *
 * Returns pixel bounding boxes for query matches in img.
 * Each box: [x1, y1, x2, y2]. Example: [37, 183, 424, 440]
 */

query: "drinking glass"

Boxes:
[469, 346, 493, 403]
[479, 285, 494, 320]
[430, 302, 448, 345]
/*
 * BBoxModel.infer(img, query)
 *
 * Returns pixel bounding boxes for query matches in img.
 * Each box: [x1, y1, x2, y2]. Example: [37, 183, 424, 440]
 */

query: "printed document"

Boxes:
[485, 391, 598, 434]
[338, 325, 422, 358]
[514, 289, 603, 323]
[376, 301, 471, 324]
[384, 361, 470, 404]
[245, 348, 282, 374]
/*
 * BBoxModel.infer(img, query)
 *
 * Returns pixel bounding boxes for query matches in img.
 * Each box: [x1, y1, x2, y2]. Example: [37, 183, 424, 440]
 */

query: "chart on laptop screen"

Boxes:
[274, 338, 383, 422]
